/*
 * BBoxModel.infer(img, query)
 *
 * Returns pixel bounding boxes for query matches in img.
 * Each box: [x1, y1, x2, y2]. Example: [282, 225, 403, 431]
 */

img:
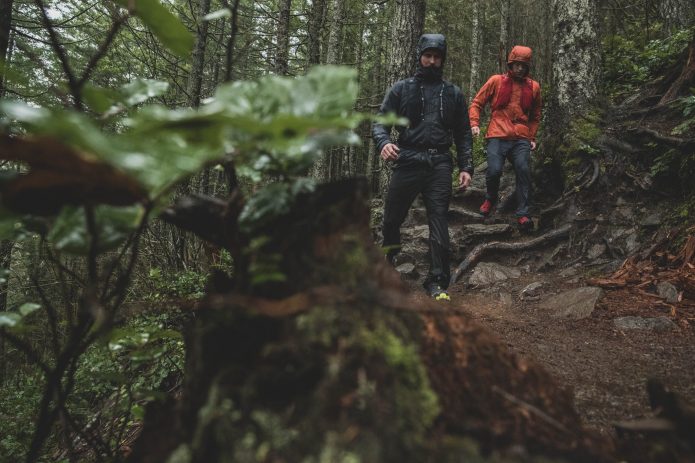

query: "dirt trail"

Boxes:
[445, 277, 695, 436]
[390, 172, 695, 438]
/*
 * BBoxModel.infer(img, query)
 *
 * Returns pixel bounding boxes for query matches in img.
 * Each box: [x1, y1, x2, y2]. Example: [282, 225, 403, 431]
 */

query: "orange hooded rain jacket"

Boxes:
[469, 46, 542, 141]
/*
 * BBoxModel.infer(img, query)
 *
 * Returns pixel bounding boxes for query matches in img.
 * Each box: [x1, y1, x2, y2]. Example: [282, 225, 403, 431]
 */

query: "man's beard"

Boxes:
[415, 64, 443, 81]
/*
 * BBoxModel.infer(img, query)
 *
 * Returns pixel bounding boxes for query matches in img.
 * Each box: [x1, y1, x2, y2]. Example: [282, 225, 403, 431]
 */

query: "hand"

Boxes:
[530, 140, 537, 151]
[380, 143, 400, 161]
[471, 126, 481, 137]
[458, 171, 471, 190]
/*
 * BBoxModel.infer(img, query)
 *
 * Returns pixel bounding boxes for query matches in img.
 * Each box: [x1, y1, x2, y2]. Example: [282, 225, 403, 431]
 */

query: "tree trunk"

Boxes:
[221, 0, 240, 82]
[274, 0, 292, 75]
[0, 0, 14, 97]
[469, 0, 483, 92]
[187, 0, 212, 107]
[545, 0, 599, 158]
[498, 0, 510, 73]
[378, 0, 426, 198]
[658, 0, 693, 32]
[659, 34, 695, 105]
[325, 0, 345, 65]
[306, 0, 326, 67]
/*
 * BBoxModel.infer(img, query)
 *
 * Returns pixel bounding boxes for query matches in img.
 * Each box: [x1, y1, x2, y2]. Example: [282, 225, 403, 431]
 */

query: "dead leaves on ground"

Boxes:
[588, 231, 695, 319]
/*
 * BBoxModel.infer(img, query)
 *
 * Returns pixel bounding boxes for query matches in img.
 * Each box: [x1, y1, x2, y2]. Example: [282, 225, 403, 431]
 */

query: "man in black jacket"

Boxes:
[373, 33, 474, 301]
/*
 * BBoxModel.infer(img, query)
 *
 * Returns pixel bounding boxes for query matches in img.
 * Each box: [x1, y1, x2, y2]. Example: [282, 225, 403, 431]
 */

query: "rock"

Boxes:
[587, 243, 606, 260]
[469, 263, 522, 287]
[559, 266, 579, 278]
[521, 282, 543, 299]
[613, 316, 676, 332]
[539, 287, 604, 320]
[401, 225, 430, 242]
[640, 212, 661, 228]
[656, 282, 679, 303]
[395, 263, 418, 278]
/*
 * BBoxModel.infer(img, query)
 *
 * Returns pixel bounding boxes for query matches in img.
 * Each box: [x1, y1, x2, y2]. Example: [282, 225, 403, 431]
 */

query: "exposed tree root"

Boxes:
[629, 127, 695, 148]
[540, 159, 600, 218]
[450, 224, 572, 284]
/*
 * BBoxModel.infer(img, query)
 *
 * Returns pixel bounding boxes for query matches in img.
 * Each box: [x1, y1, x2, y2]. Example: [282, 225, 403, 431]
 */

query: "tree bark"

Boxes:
[544, 0, 599, 163]
[0, 0, 13, 97]
[306, 0, 326, 66]
[658, 0, 694, 32]
[187, 0, 212, 107]
[274, 0, 292, 75]
[378, 0, 426, 198]
[221, 0, 240, 82]
[469, 0, 483, 92]
[498, 0, 510, 74]
[325, 0, 345, 65]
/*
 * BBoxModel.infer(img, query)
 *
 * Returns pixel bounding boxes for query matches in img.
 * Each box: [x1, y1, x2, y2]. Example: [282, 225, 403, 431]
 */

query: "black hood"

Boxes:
[416, 34, 447, 63]
[415, 34, 446, 81]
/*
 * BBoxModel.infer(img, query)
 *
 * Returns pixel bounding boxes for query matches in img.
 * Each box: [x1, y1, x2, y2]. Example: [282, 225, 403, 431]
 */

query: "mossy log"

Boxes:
[129, 179, 612, 463]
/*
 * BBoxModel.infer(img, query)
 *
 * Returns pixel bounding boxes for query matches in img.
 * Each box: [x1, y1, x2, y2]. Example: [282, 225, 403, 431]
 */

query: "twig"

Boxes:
[492, 386, 572, 435]
[77, 14, 129, 89]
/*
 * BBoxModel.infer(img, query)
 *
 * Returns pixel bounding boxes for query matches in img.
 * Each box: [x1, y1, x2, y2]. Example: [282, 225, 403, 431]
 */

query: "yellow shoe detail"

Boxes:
[434, 292, 450, 301]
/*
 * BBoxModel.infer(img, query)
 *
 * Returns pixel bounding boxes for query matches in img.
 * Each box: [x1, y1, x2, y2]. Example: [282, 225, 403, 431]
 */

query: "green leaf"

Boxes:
[0, 208, 21, 240]
[0, 311, 20, 328]
[48, 205, 143, 255]
[203, 8, 231, 21]
[131, 404, 145, 421]
[83, 85, 121, 114]
[114, 0, 194, 58]
[18, 303, 41, 317]
[121, 79, 170, 107]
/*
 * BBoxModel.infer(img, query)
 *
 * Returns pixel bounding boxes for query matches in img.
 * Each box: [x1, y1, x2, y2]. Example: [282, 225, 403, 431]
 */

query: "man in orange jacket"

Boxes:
[469, 45, 542, 231]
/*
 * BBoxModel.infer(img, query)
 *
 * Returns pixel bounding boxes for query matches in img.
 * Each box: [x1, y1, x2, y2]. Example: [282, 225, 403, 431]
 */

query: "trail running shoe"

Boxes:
[479, 199, 495, 216]
[517, 216, 534, 232]
[428, 284, 451, 301]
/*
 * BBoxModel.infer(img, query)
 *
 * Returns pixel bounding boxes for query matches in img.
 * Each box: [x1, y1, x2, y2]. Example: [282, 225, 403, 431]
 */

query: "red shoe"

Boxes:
[517, 216, 533, 231]
[479, 199, 495, 216]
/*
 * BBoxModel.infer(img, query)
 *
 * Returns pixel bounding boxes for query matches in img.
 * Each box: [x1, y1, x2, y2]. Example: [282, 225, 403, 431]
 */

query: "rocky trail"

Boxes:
[377, 160, 695, 441]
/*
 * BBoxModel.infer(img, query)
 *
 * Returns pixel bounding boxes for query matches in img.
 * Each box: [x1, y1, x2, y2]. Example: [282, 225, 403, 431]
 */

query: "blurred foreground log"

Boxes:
[129, 179, 612, 462]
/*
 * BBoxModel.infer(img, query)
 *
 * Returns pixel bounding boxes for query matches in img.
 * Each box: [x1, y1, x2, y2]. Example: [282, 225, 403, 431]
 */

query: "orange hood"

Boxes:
[507, 45, 532, 64]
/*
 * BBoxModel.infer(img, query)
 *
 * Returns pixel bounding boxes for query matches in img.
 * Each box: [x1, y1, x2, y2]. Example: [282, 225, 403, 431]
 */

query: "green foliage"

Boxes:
[671, 89, 695, 136]
[1, 66, 364, 255]
[113, 0, 194, 58]
[603, 27, 693, 99]
[47, 205, 143, 255]
[0, 373, 45, 461]
[145, 268, 207, 300]
[555, 110, 602, 166]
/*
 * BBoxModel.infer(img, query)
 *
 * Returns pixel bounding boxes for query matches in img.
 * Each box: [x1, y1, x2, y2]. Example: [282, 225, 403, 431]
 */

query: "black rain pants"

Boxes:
[382, 150, 453, 289]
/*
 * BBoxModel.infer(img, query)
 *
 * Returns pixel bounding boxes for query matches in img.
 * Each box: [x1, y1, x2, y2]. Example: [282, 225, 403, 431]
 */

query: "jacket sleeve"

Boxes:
[529, 81, 542, 141]
[372, 81, 403, 154]
[468, 76, 498, 128]
[453, 88, 474, 174]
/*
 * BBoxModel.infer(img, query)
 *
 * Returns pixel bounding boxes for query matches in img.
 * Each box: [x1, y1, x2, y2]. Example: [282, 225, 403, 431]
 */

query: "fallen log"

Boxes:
[450, 224, 572, 284]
